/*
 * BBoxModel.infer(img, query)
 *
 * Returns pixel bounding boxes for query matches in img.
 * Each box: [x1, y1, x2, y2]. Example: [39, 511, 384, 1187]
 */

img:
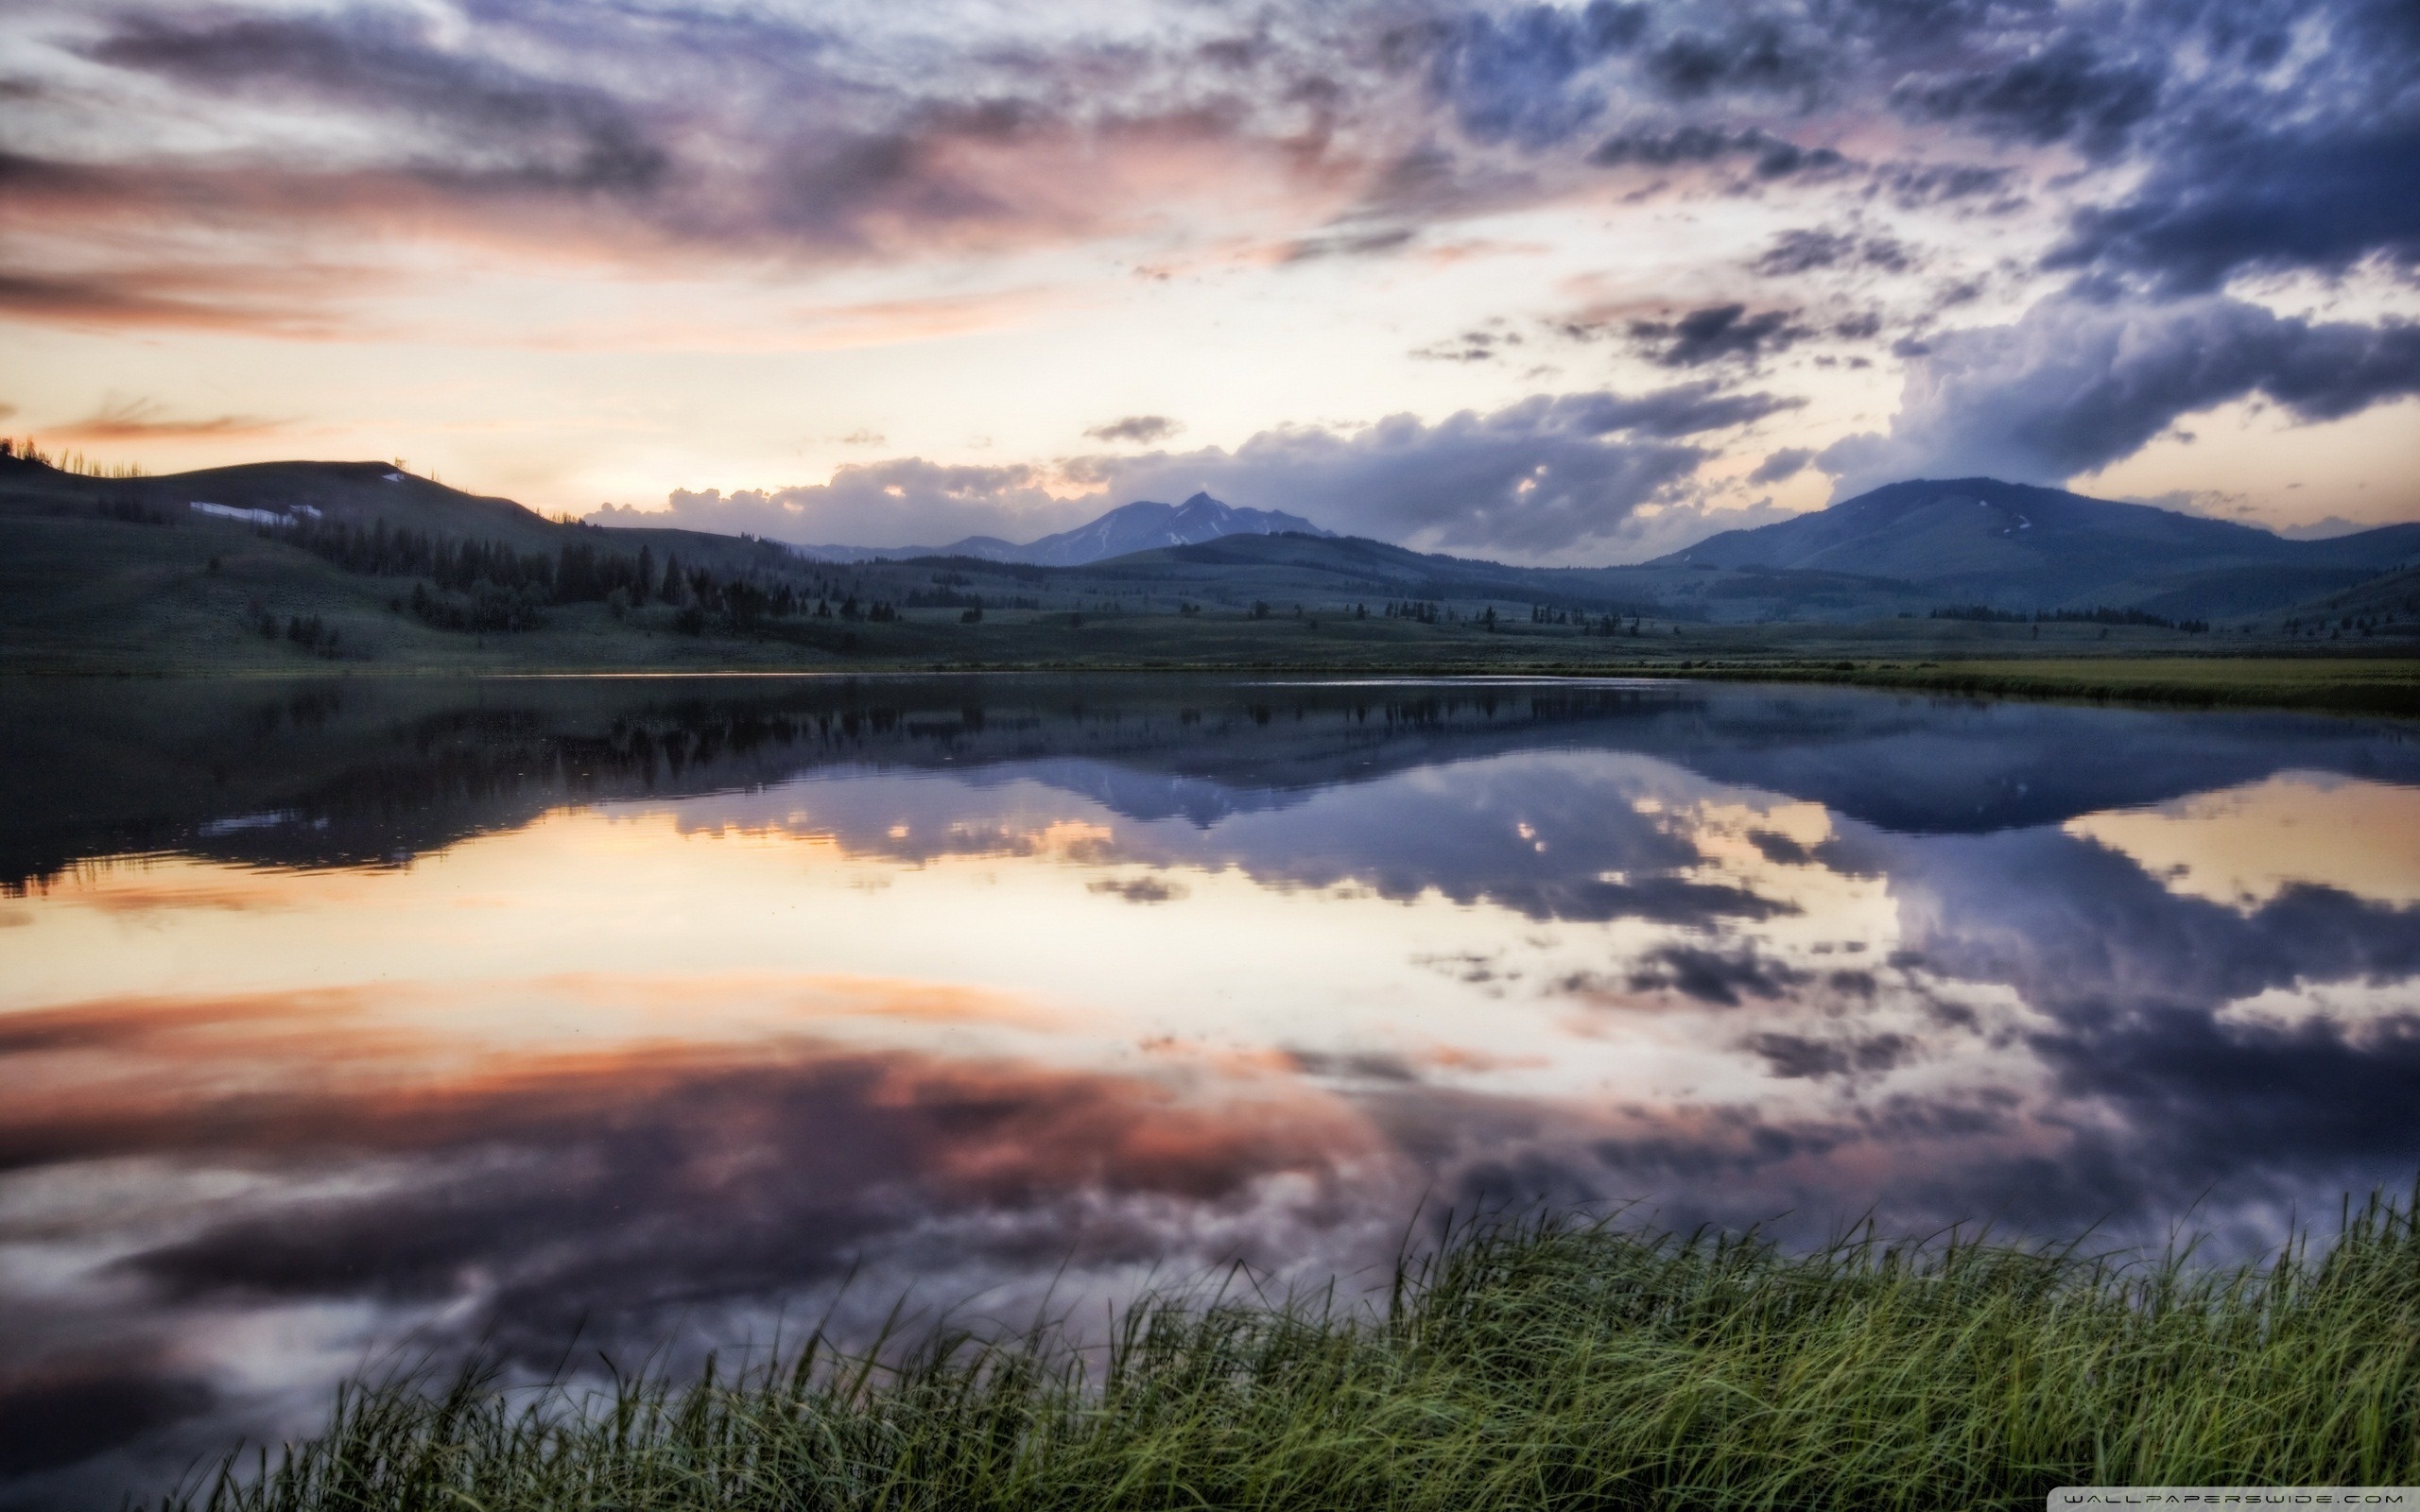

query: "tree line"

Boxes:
[1928, 604, 2210, 633]
[282, 518, 895, 635]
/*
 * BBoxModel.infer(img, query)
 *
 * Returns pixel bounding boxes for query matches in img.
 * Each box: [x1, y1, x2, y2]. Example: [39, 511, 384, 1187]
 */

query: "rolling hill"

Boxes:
[5, 451, 2416, 674]
[1655, 477, 2420, 618]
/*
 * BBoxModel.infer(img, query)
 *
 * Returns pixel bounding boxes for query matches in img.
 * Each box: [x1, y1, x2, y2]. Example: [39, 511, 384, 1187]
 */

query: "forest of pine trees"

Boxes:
[1928, 604, 2211, 632]
[282, 518, 895, 636]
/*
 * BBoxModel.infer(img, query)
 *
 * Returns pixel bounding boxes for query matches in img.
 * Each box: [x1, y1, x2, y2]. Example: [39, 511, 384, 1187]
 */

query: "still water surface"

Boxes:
[4, 674, 2419, 1504]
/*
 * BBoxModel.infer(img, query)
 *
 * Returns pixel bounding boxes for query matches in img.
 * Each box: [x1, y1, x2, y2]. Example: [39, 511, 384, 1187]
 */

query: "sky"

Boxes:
[3, 0, 2417, 562]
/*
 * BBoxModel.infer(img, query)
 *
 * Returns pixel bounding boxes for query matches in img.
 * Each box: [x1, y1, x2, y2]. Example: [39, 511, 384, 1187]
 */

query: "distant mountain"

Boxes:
[1654, 477, 2420, 617]
[12, 448, 2413, 664]
[793, 492, 1332, 566]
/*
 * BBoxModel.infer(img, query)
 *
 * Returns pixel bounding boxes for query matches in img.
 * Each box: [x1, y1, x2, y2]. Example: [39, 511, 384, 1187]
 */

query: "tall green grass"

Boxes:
[171, 1192, 2420, 1511]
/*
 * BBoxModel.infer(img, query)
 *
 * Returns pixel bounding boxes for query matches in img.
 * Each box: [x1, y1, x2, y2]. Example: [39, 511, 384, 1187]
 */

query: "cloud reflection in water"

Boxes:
[1, 679, 2417, 1506]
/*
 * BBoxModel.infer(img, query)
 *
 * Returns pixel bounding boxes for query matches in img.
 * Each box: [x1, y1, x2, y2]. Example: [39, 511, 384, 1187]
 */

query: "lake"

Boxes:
[5, 673, 2418, 1506]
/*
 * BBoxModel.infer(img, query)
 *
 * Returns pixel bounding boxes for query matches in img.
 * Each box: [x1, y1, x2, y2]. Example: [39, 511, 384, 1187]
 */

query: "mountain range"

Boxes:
[794, 492, 1331, 566]
[768, 475, 2417, 622]
[5, 450, 2415, 677]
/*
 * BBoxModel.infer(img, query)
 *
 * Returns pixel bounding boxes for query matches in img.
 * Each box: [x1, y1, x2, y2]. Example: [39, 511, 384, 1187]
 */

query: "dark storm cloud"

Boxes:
[1631, 304, 1808, 366]
[2013, 0, 2420, 292]
[2048, 124, 2420, 292]
[1642, 16, 1824, 101]
[1626, 942, 1809, 1006]
[1891, 35, 2161, 162]
[1821, 295, 2420, 491]
[1740, 1029, 1911, 1078]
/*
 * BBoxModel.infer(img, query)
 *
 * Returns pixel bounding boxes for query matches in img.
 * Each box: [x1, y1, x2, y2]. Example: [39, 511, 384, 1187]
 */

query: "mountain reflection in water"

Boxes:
[3, 674, 2418, 1507]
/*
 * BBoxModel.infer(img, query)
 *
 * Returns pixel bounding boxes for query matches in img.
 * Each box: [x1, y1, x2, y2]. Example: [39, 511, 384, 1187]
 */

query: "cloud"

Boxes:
[85, 9, 672, 197]
[9, 0, 2419, 547]
[0, 0, 2129, 315]
[1086, 385, 1799, 558]
[592, 458, 1081, 549]
[7, 0, 1394, 321]
[1751, 229, 1910, 277]
[47, 397, 285, 441]
[599, 384, 1794, 558]
[1088, 383, 1801, 557]
[1819, 294, 2420, 494]
[1630, 304, 1808, 366]
[1746, 447, 1812, 485]
[1642, 17, 1824, 101]
[13, 0, 2408, 387]
[0, 268, 344, 335]
[1626, 942, 1807, 1005]
[1411, 329, 1512, 362]
[1872, 161, 2018, 209]
[1891, 35, 2161, 162]
[1586, 124, 1847, 180]
[1085, 415, 1183, 444]
[2048, 123, 2420, 292]
[1425, 2, 1647, 149]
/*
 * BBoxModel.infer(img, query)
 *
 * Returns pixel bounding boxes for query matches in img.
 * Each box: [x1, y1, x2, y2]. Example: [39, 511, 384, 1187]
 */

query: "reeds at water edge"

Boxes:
[168, 1186, 2420, 1511]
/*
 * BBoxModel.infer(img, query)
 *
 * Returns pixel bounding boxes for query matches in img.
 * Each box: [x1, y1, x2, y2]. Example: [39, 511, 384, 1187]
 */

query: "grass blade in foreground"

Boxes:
[170, 1190, 2420, 1511]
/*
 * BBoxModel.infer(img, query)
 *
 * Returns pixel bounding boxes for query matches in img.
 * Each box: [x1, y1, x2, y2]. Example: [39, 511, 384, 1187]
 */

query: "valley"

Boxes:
[4, 452, 2415, 713]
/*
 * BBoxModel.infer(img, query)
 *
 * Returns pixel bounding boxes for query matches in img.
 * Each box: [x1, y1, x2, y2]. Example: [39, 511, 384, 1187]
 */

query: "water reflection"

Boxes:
[2, 675, 2417, 1507]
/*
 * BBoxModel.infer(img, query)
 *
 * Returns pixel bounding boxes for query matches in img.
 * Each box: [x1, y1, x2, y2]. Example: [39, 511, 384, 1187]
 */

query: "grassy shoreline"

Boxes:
[175, 1194, 2420, 1511]
[1684, 655, 2420, 716]
[15, 654, 2420, 718]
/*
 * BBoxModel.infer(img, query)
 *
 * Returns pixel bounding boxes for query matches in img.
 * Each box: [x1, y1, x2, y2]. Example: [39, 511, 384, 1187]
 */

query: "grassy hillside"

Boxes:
[2270, 562, 2420, 642]
[0, 454, 901, 673]
[1660, 476, 2420, 618]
